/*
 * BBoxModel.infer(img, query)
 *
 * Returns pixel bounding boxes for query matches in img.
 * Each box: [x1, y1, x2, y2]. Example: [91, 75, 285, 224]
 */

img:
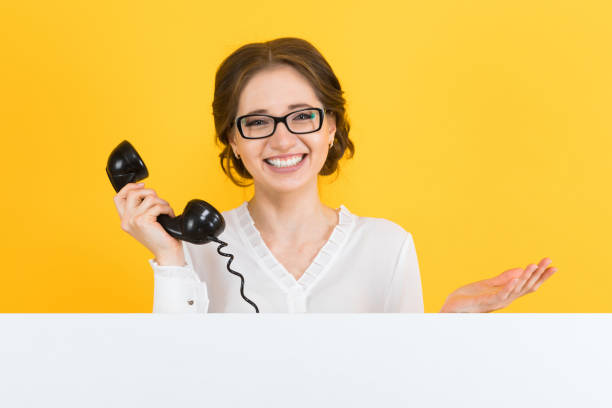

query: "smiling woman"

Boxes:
[213, 38, 354, 187]
[112, 37, 557, 313]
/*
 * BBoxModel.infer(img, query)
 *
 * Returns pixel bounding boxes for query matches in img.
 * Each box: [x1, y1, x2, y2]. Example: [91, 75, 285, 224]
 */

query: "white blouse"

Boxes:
[148, 202, 424, 313]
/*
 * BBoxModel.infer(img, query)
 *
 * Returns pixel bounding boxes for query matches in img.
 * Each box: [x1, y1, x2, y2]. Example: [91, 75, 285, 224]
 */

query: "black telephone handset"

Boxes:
[106, 140, 224, 244]
[106, 140, 259, 312]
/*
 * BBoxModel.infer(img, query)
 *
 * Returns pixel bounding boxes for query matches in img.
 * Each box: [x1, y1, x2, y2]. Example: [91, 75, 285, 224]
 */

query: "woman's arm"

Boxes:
[384, 232, 425, 313]
[439, 258, 557, 313]
[149, 241, 210, 313]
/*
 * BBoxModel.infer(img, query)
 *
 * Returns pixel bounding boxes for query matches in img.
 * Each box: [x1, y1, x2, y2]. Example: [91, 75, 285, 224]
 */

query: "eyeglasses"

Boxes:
[234, 107, 325, 139]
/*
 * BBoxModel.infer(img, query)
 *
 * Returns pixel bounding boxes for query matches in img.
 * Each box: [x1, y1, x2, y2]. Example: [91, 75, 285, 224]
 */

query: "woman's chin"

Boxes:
[263, 176, 312, 194]
[258, 168, 316, 194]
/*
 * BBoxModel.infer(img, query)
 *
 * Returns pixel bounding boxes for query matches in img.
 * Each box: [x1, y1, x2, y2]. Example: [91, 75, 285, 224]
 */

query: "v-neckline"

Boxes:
[235, 201, 355, 292]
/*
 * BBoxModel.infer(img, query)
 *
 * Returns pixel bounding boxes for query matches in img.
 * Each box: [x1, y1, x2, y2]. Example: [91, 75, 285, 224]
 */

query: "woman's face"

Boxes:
[229, 64, 336, 194]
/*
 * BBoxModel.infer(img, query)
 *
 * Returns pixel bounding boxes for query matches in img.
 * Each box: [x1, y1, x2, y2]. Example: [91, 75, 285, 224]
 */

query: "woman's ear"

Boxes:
[228, 131, 240, 159]
[327, 111, 337, 142]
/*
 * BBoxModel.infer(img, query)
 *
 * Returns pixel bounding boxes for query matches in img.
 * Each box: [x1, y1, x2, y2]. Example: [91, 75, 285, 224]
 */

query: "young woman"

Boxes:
[113, 37, 557, 313]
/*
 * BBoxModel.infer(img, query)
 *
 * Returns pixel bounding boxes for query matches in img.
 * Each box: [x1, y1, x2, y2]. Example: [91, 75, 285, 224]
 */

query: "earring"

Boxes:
[329, 139, 334, 149]
[233, 150, 240, 160]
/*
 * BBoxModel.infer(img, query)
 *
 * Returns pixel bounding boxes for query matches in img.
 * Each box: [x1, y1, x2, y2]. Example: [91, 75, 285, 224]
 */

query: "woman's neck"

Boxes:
[247, 180, 338, 243]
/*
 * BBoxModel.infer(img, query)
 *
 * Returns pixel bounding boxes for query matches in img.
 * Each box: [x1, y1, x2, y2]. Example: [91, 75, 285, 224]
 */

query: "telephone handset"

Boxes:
[106, 140, 259, 312]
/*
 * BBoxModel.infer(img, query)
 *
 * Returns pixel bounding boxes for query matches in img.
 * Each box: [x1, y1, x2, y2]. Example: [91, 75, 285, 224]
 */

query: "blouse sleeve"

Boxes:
[148, 241, 210, 313]
[383, 232, 424, 313]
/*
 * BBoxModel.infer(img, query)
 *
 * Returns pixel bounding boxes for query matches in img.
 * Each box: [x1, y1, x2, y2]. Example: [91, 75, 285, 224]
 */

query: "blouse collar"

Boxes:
[235, 201, 356, 293]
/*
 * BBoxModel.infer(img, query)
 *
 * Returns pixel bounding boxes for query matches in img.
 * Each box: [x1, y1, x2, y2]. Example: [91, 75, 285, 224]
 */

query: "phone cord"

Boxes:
[209, 236, 260, 313]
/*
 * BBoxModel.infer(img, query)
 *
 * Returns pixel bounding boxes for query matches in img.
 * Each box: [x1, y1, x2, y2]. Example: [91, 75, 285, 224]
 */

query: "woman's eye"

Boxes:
[245, 118, 267, 127]
[294, 113, 313, 120]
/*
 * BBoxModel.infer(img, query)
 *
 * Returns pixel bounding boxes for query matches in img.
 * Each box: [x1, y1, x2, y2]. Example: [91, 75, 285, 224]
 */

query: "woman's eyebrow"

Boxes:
[245, 103, 313, 115]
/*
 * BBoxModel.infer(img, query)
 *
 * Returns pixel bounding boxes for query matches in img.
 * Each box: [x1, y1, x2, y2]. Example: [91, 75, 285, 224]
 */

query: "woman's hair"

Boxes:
[212, 37, 355, 186]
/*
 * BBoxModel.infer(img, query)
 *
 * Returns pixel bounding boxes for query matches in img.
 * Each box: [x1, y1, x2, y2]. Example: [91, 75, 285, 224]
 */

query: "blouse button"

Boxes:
[187, 300, 194, 305]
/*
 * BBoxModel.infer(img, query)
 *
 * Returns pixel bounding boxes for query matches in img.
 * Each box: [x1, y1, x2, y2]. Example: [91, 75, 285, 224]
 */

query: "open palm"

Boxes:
[440, 258, 557, 313]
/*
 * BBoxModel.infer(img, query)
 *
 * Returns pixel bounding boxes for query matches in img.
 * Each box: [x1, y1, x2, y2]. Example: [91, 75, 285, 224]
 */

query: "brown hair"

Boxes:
[212, 37, 355, 186]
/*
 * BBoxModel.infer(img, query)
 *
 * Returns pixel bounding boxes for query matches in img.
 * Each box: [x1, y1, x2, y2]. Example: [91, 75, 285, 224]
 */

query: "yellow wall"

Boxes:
[1, 0, 610, 312]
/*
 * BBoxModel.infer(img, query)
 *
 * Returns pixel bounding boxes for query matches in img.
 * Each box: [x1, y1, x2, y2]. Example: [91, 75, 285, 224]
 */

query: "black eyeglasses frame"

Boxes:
[233, 107, 326, 139]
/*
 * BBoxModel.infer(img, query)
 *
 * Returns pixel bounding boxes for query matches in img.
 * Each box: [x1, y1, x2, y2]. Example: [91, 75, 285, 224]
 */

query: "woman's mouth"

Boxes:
[263, 153, 307, 172]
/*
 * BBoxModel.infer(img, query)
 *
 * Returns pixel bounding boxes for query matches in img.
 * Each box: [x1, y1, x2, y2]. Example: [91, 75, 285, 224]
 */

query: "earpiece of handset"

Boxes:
[106, 140, 225, 245]
[106, 140, 149, 193]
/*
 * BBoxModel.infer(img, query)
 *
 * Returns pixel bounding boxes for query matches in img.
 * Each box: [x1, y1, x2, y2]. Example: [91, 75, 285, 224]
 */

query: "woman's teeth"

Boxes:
[265, 154, 305, 168]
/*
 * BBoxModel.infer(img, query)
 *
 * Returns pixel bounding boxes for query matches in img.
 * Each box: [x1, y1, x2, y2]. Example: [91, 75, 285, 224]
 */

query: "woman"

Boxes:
[113, 37, 557, 313]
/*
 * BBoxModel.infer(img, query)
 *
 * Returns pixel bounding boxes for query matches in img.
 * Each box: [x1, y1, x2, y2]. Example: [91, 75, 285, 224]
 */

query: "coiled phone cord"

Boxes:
[209, 236, 260, 313]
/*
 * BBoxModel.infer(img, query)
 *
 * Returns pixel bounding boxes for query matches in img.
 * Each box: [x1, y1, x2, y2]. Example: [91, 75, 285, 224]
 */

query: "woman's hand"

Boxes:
[113, 182, 184, 265]
[439, 258, 557, 313]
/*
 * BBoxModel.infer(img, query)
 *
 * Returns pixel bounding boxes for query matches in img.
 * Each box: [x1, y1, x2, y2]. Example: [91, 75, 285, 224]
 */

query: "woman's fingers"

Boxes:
[133, 195, 169, 218]
[488, 267, 523, 286]
[509, 264, 537, 297]
[523, 258, 553, 293]
[483, 282, 518, 312]
[115, 182, 144, 201]
[125, 188, 158, 215]
[500, 278, 519, 301]
[113, 182, 145, 217]
[531, 267, 557, 292]
[144, 202, 174, 219]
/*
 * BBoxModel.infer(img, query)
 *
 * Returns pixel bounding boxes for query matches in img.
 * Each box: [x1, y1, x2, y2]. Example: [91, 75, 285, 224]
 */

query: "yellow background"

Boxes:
[1, 0, 610, 312]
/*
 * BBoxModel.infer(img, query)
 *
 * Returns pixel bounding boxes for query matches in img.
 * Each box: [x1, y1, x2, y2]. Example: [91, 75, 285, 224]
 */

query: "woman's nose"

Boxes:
[268, 121, 296, 150]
